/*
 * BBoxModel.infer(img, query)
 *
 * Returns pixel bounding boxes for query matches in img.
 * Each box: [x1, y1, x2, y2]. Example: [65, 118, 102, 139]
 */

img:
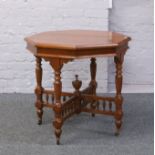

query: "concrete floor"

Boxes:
[0, 93, 153, 155]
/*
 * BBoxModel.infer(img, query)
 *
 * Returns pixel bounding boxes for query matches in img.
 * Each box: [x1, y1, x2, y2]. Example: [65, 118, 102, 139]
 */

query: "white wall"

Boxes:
[0, 0, 109, 93]
[109, 0, 154, 93]
[0, 0, 153, 94]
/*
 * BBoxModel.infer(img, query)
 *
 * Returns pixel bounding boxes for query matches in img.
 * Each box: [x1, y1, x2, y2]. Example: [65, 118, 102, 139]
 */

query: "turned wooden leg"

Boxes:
[50, 59, 63, 145]
[35, 57, 43, 125]
[114, 56, 123, 136]
[89, 58, 97, 117]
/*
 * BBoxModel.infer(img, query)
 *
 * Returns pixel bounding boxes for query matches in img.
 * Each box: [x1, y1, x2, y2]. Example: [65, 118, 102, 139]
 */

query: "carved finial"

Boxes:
[72, 75, 82, 92]
[75, 74, 78, 80]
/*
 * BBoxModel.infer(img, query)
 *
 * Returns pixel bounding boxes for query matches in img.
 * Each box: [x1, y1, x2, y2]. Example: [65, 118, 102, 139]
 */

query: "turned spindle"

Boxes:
[51, 94, 54, 103]
[35, 57, 43, 125]
[46, 94, 49, 103]
[63, 96, 66, 102]
[103, 101, 106, 111]
[109, 101, 112, 111]
[91, 101, 98, 117]
[96, 101, 100, 110]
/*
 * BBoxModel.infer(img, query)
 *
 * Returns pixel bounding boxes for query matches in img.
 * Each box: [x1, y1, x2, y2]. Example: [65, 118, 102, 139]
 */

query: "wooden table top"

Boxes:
[25, 30, 131, 59]
[25, 30, 130, 50]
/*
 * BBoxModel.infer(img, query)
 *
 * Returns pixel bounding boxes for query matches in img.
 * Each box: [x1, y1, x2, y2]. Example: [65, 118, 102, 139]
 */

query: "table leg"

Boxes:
[35, 56, 43, 125]
[114, 56, 123, 135]
[50, 59, 63, 145]
[89, 58, 97, 117]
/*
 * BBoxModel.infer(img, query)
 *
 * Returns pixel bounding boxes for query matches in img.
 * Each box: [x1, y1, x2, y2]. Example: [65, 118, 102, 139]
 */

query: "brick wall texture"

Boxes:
[0, 0, 153, 93]
[0, 0, 109, 93]
[109, 0, 153, 93]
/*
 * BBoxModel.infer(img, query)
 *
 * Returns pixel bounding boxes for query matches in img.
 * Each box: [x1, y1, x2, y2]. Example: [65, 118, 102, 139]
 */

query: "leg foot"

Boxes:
[91, 101, 97, 117]
[114, 122, 121, 136]
[38, 119, 42, 125]
[114, 132, 120, 136]
[57, 140, 60, 145]
[91, 113, 95, 117]
[114, 106, 123, 136]
[53, 119, 62, 145]
[36, 107, 43, 125]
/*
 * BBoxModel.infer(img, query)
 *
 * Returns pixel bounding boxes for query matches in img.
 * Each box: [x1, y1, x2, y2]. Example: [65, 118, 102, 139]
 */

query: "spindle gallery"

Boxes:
[25, 30, 131, 144]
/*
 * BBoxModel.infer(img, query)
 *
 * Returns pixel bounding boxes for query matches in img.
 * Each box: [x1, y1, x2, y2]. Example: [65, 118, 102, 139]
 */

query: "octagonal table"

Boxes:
[25, 30, 131, 144]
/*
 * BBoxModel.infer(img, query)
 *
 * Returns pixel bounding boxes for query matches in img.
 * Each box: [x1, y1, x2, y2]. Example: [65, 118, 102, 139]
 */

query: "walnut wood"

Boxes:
[63, 96, 66, 102]
[25, 30, 131, 145]
[89, 58, 97, 117]
[81, 94, 115, 102]
[43, 89, 72, 98]
[42, 87, 92, 97]
[43, 102, 54, 108]
[62, 96, 78, 121]
[72, 75, 82, 92]
[35, 56, 43, 125]
[82, 108, 115, 116]
[45, 94, 49, 102]
[114, 56, 124, 136]
[25, 30, 130, 50]
[109, 101, 112, 111]
[72, 75, 82, 114]
[89, 58, 97, 89]
[51, 94, 54, 103]
[25, 30, 131, 59]
[103, 101, 106, 110]
[49, 58, 64, 145]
